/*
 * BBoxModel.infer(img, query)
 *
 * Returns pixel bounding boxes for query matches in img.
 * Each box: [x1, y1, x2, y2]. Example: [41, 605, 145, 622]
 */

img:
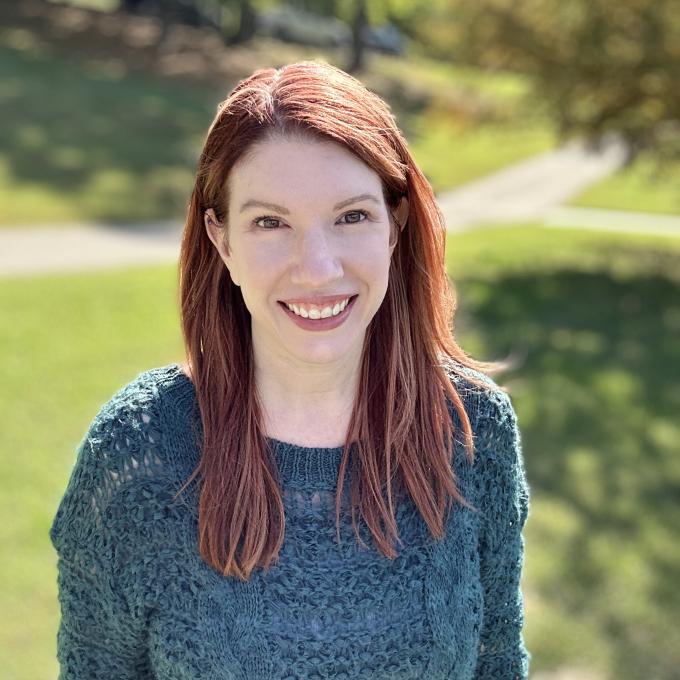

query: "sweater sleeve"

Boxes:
[49, 426, 151, 679]
[473, 388, 531, 679]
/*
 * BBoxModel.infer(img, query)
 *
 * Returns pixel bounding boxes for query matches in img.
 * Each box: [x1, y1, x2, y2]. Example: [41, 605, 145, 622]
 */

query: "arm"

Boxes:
[474, 389, 531, 679]
[50, 434, 151, 679]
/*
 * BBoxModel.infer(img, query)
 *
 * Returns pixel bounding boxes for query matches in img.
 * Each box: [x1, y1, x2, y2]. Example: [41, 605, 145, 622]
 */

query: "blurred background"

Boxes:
[1, 0, 679, 678]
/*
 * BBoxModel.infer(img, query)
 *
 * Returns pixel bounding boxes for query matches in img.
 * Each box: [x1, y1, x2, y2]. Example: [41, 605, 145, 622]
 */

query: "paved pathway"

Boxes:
[1, 135, 679, 277]
[543, 206, 680, 238]
[0, 221, 182, 277]
[438, 134, 628, 229]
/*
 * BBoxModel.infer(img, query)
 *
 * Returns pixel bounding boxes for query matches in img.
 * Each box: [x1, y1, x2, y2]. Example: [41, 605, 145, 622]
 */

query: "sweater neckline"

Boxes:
[160, 362, 350, 489]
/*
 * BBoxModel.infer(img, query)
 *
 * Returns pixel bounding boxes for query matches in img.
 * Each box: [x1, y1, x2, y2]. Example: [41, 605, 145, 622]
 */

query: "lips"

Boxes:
[278, 295, 358, 331]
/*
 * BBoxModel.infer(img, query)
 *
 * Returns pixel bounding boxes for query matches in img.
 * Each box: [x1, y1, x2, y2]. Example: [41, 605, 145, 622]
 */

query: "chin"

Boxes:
[291, 336, 364, 364]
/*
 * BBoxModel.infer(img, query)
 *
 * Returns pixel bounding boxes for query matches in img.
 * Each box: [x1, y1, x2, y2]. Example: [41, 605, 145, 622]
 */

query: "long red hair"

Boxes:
[176, 60, 506, 580]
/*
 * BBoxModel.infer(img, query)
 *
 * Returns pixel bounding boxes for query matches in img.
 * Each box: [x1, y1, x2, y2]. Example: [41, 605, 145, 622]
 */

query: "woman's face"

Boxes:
[205, 135, 399, 367]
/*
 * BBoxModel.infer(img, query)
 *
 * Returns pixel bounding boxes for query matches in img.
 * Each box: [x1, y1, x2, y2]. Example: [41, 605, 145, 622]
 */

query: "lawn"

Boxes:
[407, 113, 554, 193]
[0, 1, 556, 226]
[0, 44, 217, 225]
[1, 225, 679, 678]
[0, 263, 184, 680]
[569, 153, 680, 216]
[447, 224, 680, 679]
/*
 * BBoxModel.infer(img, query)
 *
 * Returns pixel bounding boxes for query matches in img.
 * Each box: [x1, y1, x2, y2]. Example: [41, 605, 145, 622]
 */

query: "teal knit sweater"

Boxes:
[50, 363, 531, 679]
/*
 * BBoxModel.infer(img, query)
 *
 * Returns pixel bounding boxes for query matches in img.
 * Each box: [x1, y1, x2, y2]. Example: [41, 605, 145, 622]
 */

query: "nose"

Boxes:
[290, 228, 344, 287]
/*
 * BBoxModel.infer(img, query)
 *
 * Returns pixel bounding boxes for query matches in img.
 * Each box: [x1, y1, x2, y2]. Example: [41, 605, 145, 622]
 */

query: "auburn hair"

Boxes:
[176, 60, 507, 581]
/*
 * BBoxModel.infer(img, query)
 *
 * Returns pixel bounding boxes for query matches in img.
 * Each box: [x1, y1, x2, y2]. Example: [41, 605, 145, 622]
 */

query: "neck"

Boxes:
[252, 337, 363, 445]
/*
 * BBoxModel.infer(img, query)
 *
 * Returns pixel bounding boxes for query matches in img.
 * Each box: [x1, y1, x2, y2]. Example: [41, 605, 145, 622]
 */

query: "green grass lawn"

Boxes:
[2, 225, 679, 678]
[407, 114, 554, 193]
[0, 263, 184, 680]
[0, 4, 556, 227]
[569, 154, 680, 216]
[0, 44, 217, 225]
[447, 225, 680, 679]
[372, 50, 556, 192]
[378, 51, 545, 112]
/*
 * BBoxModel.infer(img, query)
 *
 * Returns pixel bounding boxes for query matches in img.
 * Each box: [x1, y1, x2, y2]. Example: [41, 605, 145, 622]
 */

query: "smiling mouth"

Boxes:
[277, 294, 358, 321]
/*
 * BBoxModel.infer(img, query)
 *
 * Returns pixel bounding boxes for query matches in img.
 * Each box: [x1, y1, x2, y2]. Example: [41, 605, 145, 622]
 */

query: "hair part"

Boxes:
[175, 60, 507, 581]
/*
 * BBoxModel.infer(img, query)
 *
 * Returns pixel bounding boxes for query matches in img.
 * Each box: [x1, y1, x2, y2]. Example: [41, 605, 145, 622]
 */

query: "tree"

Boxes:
[346, 0, 367, 73]
[117, 0, 222, 30]
[119, 0, 144, 11]
[228, 0, 257, 44]
[446, 0, 680, 162]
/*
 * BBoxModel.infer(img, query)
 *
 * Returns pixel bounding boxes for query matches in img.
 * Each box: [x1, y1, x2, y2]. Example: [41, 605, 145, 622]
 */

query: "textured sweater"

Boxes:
[50, 363, 531, 679]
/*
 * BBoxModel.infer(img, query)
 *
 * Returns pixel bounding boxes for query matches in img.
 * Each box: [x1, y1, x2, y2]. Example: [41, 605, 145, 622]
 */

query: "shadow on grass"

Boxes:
[457, 257, 680, 679]
[0, 43, 217, 224]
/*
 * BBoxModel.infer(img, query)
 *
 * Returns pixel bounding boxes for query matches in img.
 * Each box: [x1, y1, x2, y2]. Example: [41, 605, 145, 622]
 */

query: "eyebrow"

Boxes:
[239, 193, 381, 214]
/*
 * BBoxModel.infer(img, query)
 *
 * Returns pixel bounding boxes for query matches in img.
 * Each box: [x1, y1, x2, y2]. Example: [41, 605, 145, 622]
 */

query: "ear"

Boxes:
[204, 208, 240, 286]
[389, 196, 409, 253]
[393, 196, 409, 232]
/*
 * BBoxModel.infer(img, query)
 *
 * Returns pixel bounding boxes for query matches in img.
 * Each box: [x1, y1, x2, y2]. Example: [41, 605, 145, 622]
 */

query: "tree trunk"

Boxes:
[229, 0, 257, 45]
[346, 0, 367, 73]
[119, 0, 144, 12]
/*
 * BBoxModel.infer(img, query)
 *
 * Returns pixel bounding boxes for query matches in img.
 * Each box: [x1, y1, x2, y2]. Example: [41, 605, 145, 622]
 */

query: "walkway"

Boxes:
[438, 134, 628, 229]
[0, 221, 182, 277]
[543, 206, 680, 238]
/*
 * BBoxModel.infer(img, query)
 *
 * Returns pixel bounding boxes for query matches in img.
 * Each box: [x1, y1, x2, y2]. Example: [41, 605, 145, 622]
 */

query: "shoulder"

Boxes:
[83, 363, 193, 457]
[436, 360, 530, 547]
[87, 364, 186, 433]
[50, 364, 193, 550]
[474, 383, 519, 455]
[440, 357, 517, 437]
[447, 370, 529, 521]
[441, 358, 524, 488]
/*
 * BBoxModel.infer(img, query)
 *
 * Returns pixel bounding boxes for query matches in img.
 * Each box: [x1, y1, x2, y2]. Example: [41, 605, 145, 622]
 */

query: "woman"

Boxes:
[50, 60, 531, 679]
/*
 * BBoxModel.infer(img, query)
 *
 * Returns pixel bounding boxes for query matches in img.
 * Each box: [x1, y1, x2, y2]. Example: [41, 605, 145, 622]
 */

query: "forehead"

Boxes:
[227, 135, 384, 201]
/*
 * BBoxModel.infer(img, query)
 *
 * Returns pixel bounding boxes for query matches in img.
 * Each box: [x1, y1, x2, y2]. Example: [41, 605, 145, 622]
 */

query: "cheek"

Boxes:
[353, 236, 392, 276]
[350, 242, 392, 309]
[232, 246, 285, 306]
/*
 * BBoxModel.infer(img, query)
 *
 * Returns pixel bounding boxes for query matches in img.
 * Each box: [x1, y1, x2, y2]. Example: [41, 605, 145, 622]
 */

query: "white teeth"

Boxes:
[285, 297, 352, 319]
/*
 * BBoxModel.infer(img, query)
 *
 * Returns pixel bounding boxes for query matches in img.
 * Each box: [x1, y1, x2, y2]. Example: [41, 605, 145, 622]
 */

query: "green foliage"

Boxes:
[408, 115, 554, 192]
[383, 0, 460, 56]
[446, 0, 680, 161]
[46, 0, 120, 9]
